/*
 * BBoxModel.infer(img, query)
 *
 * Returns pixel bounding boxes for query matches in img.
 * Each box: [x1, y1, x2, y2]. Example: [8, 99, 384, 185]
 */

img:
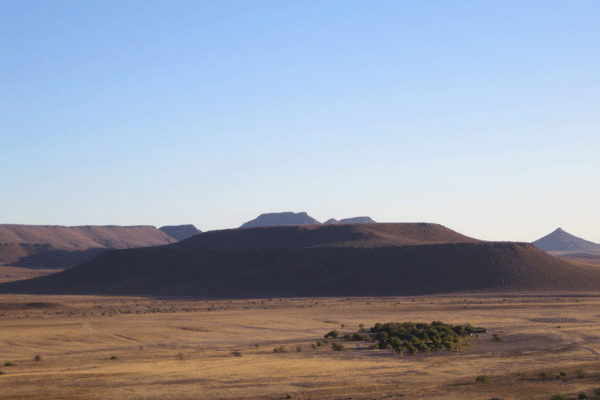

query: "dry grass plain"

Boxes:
[1, 292, 600, 400]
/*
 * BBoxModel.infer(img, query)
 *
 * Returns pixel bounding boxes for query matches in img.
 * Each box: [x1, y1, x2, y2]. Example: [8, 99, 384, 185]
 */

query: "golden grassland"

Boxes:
[0, 266, 56, 284]
[1, 292, 600, 400]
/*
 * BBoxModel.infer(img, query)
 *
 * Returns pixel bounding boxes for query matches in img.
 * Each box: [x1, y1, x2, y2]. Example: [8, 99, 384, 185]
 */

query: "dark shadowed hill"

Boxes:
[532, 228, 600, 253]
[2, 223, 599, 297]
[239, 212, 320, 228]
[171, 223, 480, 250]
[2, 242, 599, 297]
[159, 225, 202, 241]
[0, 225, 176, 269]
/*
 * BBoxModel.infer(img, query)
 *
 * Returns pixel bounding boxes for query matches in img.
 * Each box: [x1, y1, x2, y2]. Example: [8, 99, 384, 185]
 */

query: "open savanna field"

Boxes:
[1, 293, 600, 400]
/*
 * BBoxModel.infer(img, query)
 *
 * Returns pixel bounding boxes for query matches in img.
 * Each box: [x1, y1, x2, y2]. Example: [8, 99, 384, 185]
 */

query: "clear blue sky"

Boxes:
[2, 1, 599, 242]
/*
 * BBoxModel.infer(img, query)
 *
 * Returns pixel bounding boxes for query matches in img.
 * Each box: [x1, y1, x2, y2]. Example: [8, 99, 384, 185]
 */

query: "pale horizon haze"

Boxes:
[2, 1, 599, 243]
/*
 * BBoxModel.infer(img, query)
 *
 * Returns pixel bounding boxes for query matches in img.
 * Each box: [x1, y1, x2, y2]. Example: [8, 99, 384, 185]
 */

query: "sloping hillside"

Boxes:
[0, 225, 176, 269]
[2, 242, 598, 297]
[0, 225, 176, 250]
[159, 225, 202, 241]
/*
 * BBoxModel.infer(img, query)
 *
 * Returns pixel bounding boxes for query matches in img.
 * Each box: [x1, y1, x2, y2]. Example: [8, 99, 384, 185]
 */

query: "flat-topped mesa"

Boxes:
[532, 227, 600, 253]
[338, 216, 376, 224]
[173, 222, 480, 250]
[324, 216, 376, 224]
[4, 237, 600, 297]
[159, 225, 202, 241]
[239, 212, 320, 228]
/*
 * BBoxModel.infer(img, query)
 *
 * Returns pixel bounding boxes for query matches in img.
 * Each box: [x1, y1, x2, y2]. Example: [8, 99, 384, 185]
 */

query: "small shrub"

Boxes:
[311, 343, 317, 350]
[578, 393, 588, 399]
[332, 342, 345, 351]
[324, 339, 330, 344]
[576, 368, 587, 378]
[593, 388, 600, 396]
[550, 394, 569, 400]
[231, 351, 242, 357]
[559, 371, 567, 377]
[325, 330, 340, 339]
[110, 356, 119, 360]
[0, 371, 5, 375]
[285, 395, 294, 399]
[273, 346, 285, 353]
[176, 353, 184, 360]
[296, 346, 302, 352]
[34, 355, 41, 362]
[4, 362, 16, 367]
[492, 333, 502, 342]
[476, 375, 490, 383]
[368, 344, 378, 350]
[539, 372, 551, 379]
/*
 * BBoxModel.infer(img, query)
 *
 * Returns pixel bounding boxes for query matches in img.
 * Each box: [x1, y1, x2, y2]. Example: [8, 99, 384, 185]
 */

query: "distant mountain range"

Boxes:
[3, 223, 599, 297]
[239, 211, 376, 228]
[532, 228, 600, 254]
[159, 225, 202, 241]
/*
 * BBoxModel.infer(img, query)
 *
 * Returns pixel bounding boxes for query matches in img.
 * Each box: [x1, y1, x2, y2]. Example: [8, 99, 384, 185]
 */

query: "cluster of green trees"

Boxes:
[368, 321, 475, 354]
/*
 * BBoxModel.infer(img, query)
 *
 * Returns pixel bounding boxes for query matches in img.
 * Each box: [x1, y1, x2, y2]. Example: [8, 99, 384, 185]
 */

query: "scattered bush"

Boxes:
[492, 333, 502, 342]
[578, 393, 588, 399]
[231, 351, 242, 357]
[311, 343, 317, 350]
[110, 356, 119, 360]
[550, 394, 569, 400]
[0, 371, 5, 375]
[34, 355, 41, 362]
[475, 375, 490, 383]
[273, 347, 285, 353]
[296, 346, 302, 352]
[559, 371, 567, 377]
[331, 342, 345, 351]
[593, 388, 600, 396]
[176, 353, 184, 360]
[576, 368, 587, 378]
[539, 372, 551, 379]
[348, 332, 371, 342]
[4, 362, 15, 367]
[325, 330, 340, 339]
